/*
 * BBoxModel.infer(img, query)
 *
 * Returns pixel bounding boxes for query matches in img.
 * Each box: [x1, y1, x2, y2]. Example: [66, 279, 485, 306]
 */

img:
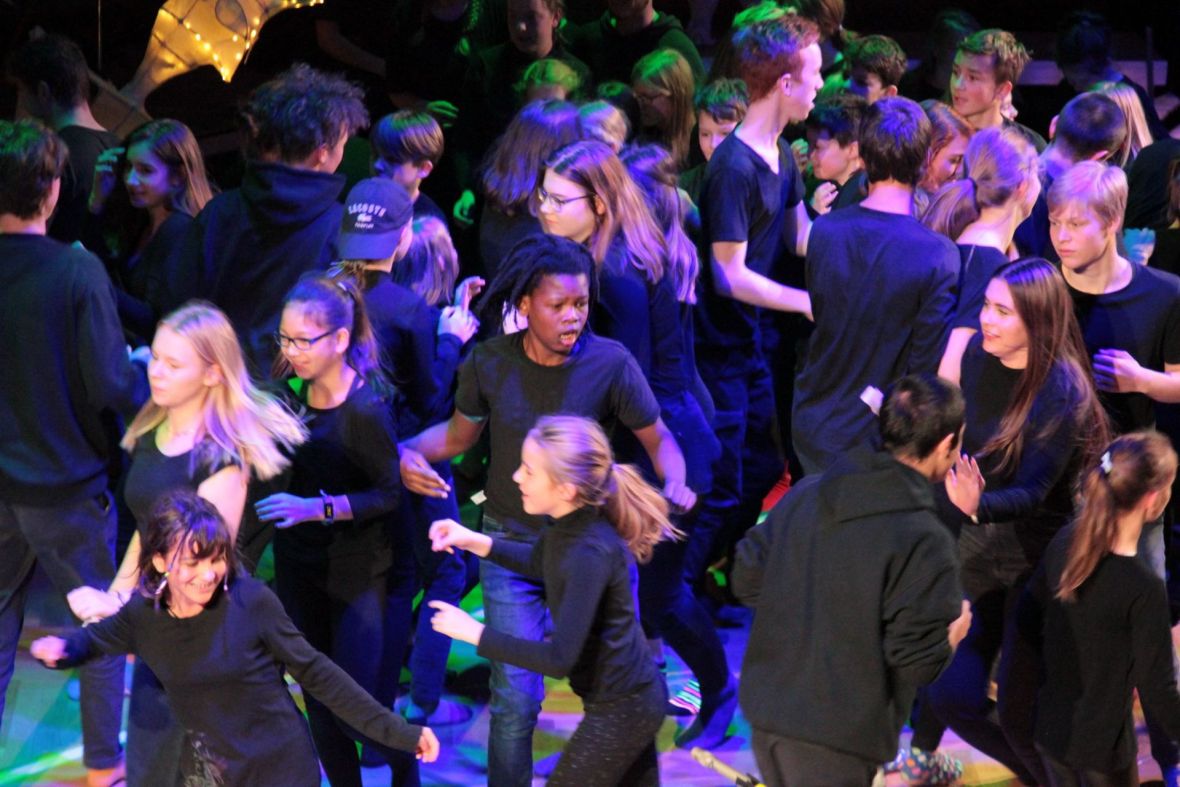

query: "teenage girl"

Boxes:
[428, 415, 679, 786]
[34, 491, 438, 787]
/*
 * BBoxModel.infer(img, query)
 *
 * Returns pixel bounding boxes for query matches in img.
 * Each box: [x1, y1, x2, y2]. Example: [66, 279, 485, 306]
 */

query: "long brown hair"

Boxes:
[978, 259, 1109, 477]
[631, 49, 696, 168]
[620, 143, 700, 303]
[1057, 431, 1177, 600]
[527, 415, 681, 563]
[537, 140, 666, 284]
[138, 491, 242, 608]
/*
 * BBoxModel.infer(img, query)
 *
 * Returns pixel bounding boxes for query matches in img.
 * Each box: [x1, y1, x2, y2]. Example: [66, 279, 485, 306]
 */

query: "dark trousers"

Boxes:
[548, 679, 666, 787]
[751, 730, 878, 787]
[126, 660, 184, 787]
[638, 511, 729, 698]
[684, 357, 783, 587]
[275, 549, 417, 787]
[1038, 745, 1138, 787]
[0, 493, 124, 769]
[927, 523, 1045, 785]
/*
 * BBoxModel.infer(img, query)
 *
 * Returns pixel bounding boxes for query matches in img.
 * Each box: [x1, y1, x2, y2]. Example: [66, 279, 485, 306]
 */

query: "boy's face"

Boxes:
[807, 130, 857, 183]
[508, 0, 559, 58]
[847, 67, 892, 104]
[1050, 202, 1116, 273]
[781, 43, 825, 123]
[950, 52, 1006, 123]
[697, 112, 738, 162]
[383, 159, 427, 194]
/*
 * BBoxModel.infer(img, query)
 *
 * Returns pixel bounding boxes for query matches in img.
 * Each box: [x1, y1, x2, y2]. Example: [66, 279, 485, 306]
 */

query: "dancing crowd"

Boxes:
[3, 2, 1180, 786]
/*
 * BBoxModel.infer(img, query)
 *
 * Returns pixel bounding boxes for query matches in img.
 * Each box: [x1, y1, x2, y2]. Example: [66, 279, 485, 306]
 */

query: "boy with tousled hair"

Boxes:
[845, 34, 907, 104]
[370, 110, 448, 223]
[950, 28, 1045, 150]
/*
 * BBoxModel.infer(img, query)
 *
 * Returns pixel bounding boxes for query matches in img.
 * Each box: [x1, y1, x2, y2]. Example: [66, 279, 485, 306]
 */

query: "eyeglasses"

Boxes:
[274, 330, 334, 351]
[536, 186, 595, 213]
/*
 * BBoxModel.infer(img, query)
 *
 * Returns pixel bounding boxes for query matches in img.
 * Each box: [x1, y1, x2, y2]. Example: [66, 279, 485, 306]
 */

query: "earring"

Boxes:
[223, 574, 229, 592]
[154, 572, 169, 597]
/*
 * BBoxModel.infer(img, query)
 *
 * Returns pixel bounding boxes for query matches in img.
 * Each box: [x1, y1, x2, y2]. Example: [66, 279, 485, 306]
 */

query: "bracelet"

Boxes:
[320, 490, 335, 526]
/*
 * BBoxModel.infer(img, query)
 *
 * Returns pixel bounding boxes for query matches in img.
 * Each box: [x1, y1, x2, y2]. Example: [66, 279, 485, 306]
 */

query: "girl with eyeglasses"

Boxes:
[65, 301, 307, 786]
[34, 491, 438, 787]
[255, 276, 404, 785]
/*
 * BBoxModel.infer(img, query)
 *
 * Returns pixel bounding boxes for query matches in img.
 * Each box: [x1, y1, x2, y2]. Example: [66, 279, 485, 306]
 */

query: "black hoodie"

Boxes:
[168, 161, 346, 373]
[732, 447, 962, 762]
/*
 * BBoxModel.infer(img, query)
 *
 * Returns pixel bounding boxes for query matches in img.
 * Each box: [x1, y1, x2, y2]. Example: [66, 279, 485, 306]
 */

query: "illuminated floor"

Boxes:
[0, 580, 1169, 786]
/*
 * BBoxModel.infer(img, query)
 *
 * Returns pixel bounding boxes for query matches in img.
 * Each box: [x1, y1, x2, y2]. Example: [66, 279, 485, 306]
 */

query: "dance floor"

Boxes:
[1, 569, 1170, 786]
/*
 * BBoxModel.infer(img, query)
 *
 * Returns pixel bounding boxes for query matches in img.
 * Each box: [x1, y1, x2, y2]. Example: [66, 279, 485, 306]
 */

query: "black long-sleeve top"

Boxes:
[275, 380, 400, 564]
[476, 506, 659, 703]
[108, 212, 195, 344]
[954, 335, 1085, 558]
[56, 577, 423, 786]
[0, 234, 148, 505]
[1020, 526, 1180, 772]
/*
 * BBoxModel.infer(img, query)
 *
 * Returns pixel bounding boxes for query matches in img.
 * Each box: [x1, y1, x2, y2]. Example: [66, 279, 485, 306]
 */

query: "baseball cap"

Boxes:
[338, 177, 413, 260]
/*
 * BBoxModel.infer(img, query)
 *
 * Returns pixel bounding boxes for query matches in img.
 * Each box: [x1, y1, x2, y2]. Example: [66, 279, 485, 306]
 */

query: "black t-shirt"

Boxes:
[696, 133, 804, 351]
[276, 381, 399, 564]
[477, 506, 659, 703]
[51, 126, 120, 244]
[454, 332, 660, 536]
[1014, 172, 1056, 261]
[62, 577, 423, 786]
[124, 432, 236, 532]
[1126, 139, 1180, 231]
[953, 244, 1011, 330]
[1067, 263, 1180, 434]
[792, 205, 958, 473]
[1023, 526, 1180, 772]
[1150, 228, 1180, 276]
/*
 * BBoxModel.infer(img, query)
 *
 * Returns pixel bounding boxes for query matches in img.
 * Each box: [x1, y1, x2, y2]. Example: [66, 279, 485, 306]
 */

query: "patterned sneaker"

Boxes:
[892, 747, 962, 785]
[668, 679, 702, 715]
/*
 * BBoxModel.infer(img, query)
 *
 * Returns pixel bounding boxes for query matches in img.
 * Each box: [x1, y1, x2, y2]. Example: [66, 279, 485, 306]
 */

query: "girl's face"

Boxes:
[921, 133, 969, 193]
[278, 305, 348, 382]
[979, 278, 1030, 367]
[152, 540, 227, 615]
[634, 82, 673, 129]
[124, 142, 178, 211]
[517, 272, 590, 358]
[148, 325, 218, 410]
[513, 437, 573, 516]
[537, 169, 600, 245]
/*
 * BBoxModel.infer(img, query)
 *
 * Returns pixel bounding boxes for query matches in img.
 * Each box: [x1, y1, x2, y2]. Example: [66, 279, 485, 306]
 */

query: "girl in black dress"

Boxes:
[427, 415, 680, 786]
[33, 491, 438, 787]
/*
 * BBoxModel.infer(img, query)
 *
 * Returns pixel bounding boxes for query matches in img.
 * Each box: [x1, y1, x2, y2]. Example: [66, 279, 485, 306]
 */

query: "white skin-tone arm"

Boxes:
[793, 200, 813, 258]
[1094, 357, 1180, 403]
[711, 241, 813, 319]
[70, 465, 247, 621]
[937, 327, 977, 385]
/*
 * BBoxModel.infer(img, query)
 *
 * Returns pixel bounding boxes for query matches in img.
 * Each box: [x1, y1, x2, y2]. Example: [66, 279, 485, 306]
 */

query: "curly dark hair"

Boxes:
[242, 63, 368, 163]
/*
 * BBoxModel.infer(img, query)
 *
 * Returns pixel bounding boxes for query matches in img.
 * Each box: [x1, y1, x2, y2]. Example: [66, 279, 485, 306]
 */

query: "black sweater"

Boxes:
[732, 448, 962, 761]
[476, 506, 659, 703]
[1020, 526, 1180, 771]
[0, 234, 148, 504]
[57, 577, 423, 786]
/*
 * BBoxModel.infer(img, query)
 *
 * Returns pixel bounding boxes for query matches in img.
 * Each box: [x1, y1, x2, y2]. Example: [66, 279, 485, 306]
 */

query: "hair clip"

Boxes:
[1099, 451, 1113, 476]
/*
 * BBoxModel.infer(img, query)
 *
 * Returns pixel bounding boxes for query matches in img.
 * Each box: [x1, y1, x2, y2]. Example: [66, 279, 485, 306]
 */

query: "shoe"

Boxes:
[674, 677, 737, 749]
[668, 679, 701, 716]
[892, 746, 962, 785]
[86, 760, 126, 787]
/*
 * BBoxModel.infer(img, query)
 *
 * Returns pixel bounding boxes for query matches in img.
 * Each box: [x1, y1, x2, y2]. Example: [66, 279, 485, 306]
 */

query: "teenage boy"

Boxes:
[805, 93, 868, 214]
[846, 34, 907, 104]
[792, 97, 959, 475]
[1049, 159, 1180, 787]
[680, 77, 748, 205]
[6, 34, 119, 243]
[170, 63, 368, 373]
[0, 119, 148, 787]
[734, 375, 971, 787]
[397, 235, 694, 787]
[371, 110, 449, 222]
[685, 14, 823, 622]
[567, 0, 705, 85]
[1014, 91, 1126, 258]
[950, 29, 1045, 150]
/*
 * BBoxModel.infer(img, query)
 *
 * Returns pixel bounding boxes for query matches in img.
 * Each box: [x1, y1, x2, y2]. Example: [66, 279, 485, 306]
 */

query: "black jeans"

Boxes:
[751, 730, 878, 787]
[548, 679, 667, 786]
[0, 493, 124, 769]
[1038, 745, 1138, 787]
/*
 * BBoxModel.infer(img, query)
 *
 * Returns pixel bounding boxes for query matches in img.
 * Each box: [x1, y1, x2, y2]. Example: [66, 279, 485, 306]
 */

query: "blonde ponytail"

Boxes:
[605, 462, 680, 563]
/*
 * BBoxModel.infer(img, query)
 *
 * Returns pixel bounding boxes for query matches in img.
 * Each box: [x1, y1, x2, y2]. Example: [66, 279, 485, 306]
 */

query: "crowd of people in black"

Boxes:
[2, 2, 1180, 786]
